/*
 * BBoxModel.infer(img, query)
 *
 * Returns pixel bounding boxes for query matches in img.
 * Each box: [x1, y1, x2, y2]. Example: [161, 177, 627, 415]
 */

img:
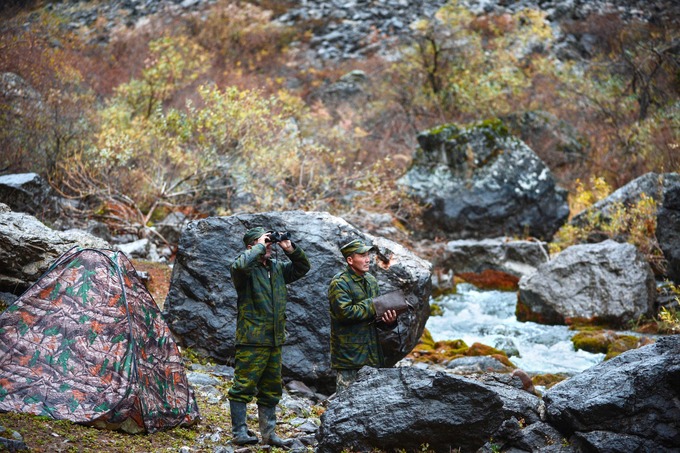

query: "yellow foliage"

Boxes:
[550, 178, 664, 272]
[398, 3, 555, 117]
[570, 177, 612, 216]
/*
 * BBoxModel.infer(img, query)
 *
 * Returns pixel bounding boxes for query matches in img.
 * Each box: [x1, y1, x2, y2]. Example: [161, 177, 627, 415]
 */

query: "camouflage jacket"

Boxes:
[230, 243, 310, 347]
[328, 267, 385, 370]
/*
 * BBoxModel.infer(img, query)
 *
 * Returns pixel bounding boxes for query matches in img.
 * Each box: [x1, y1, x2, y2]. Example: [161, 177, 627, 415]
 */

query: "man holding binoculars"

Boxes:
[228, 227, 310, 447]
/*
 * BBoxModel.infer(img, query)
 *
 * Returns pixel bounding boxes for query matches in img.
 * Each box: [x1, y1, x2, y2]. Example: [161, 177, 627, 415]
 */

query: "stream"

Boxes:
[425, 283, 605, 375]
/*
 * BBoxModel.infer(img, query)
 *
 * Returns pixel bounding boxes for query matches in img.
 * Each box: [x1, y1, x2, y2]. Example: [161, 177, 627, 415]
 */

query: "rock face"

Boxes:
[162, 211, 431, 391]
[656, 177, 680, 284]
[398, 120, 569, 241]
[544, 335, 680, 452]
[316, 366, 542, 453]
[438, 237, 550, 279]
[0, 204, 110, 293]
[0, 173, 55, 218]
[517, 240, 656, 326]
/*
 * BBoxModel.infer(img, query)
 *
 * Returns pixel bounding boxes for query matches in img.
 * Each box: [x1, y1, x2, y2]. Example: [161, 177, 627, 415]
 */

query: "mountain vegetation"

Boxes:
[1, 0, 677, 243]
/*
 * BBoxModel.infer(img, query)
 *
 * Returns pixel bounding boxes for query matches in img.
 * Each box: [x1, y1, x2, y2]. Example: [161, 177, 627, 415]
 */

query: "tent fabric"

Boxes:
[0, 247, 200, 433]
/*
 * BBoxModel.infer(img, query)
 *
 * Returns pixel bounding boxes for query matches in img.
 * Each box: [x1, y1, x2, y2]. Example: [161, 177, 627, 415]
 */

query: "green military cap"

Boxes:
[243, 226, 267, 246]
[340, 239, 374, 258]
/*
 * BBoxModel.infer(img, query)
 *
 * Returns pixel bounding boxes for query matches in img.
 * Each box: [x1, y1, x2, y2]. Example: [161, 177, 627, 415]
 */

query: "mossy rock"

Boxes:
[466, 342, 507, 358]
[418, 328, 436, 350]
[533, 373, 570, 389]
[604, 335, 655, 360]
[571, 331, 614, 354]
[409, 337, 470, 364]
[572, 330, 655, 359]
[432, 339, 469, 360]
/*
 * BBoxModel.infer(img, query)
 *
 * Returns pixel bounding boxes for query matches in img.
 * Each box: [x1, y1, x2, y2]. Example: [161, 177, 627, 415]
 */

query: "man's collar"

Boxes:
[346, 265, 365, 279]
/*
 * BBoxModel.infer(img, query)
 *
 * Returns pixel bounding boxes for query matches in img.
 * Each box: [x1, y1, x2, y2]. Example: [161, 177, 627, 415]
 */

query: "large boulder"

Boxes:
[433, 237, 550, 288]
[162, 211, 431, 391]
[517, 240, 656, 326]
[0, 204, 110, 293]
[544, 335, 680, 451]
[398, 120, 569, 241]
[316, 366, 543, 453]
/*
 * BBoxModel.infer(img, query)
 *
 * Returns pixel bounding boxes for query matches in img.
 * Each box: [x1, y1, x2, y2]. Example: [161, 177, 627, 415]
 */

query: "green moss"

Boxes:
[478, 117, 509, 138]
[429, 302, 444, 317]
[427, 123, 460, 137]
[466, 342, 506, 358]
[571, 331, 611, 354]
[435, 339, 469, 355]
[605, 335, 654, 360]
[418, 328, 436, 350]
[572, 331, 654, 359]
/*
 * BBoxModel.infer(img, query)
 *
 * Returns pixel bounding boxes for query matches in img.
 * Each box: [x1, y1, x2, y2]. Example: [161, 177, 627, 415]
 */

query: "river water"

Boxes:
[425, 283, 605, 375]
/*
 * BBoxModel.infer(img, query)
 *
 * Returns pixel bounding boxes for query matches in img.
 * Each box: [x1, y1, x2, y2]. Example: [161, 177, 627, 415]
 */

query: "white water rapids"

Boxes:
[425, 283, 605, 375]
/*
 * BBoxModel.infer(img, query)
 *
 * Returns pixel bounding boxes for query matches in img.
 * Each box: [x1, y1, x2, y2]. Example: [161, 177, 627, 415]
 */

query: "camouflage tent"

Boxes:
[0, 247, 200, 433]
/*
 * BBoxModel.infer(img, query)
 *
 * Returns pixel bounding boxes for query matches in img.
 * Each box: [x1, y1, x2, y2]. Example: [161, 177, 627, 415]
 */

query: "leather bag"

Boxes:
[372, 290, 415, 320]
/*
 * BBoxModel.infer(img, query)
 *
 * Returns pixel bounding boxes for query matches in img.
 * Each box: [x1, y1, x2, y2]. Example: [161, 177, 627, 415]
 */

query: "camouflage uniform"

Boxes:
[328, 266, 385, 371]
[228, 240, 310, 406]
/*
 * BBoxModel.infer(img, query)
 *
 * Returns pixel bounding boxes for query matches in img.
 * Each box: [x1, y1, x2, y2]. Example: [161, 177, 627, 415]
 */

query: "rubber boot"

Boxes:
[229, 400, 258, 445]
[258, 404, 294, 448]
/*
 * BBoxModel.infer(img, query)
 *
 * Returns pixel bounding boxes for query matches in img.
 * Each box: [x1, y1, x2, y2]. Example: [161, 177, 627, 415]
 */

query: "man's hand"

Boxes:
[256, 232, 270, 246]
[381, 309, 397, 325]
[278, 239, 294, 253]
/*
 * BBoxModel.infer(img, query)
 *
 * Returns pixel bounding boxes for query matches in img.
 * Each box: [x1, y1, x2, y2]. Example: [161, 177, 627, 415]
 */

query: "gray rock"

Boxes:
[0, 173, 55, 218]
[0, 205, 110, 293]
[656, 175, 680, 284]
[544, 335, 680, 450]
[115, 238, 150, 259]
[398, 121, 569, 241]
[478, 419, 575, 453]
[186, 371, 221, 387]
[518, 240, 656, 326]
[494, 337, 520, 358]
[437, 237, 549, 279]
[571, 430, 670, 452]
[316, 366, 542, 452]
[444, 356, 514, 374]
[162, 211, 431, 392]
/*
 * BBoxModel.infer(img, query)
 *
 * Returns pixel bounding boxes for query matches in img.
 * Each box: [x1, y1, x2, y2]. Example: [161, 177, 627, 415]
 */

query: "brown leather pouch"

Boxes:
[372, 290, 415, 320]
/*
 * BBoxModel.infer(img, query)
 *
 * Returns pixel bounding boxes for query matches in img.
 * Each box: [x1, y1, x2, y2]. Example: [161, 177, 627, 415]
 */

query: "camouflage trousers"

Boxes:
[228, 345, 283, 407]
[335, 369, 359, 392]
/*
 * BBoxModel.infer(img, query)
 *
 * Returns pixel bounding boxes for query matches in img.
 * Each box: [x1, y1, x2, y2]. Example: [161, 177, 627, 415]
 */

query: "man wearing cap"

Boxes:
[328, 239, 397, 391]
[228, 227, 310, 447]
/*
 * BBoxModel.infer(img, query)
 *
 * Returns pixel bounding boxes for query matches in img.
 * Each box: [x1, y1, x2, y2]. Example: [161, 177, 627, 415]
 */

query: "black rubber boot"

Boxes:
[258, 404, 294, 448]
[229, 400, 258, 445]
